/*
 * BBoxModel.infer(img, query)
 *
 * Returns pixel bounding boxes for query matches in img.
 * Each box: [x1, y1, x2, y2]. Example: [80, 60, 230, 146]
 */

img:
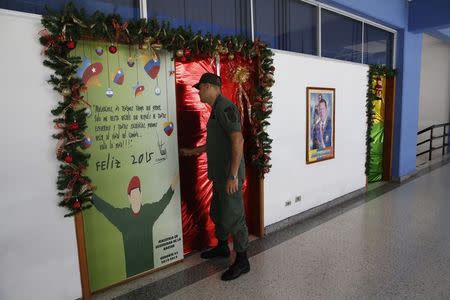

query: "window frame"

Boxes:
[1, 0, 396, 67]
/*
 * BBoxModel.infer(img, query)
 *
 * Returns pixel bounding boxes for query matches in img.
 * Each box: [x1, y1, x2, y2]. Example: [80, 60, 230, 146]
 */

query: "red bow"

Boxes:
[63, 166, 88, 202]
[39, 29, 63, 55]
[112, 19, 130, 43]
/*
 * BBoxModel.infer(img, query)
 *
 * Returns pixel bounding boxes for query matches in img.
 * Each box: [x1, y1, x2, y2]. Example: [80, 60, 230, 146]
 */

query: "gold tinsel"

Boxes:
[232, 66, 250, 84]
[232, 66, 252, 125]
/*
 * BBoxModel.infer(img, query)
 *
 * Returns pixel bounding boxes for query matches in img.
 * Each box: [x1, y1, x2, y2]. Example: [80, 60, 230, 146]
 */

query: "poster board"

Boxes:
[306, 87, 336, 164]
[74, 41, 183, 291]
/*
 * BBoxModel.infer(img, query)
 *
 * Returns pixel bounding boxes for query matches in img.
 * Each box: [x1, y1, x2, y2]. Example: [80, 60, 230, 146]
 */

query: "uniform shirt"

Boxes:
[92, 187, 174, 277]
[206, 94, 245, 183]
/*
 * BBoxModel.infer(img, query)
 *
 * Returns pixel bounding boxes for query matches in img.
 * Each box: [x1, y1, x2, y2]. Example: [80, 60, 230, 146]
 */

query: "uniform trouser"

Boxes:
[210, 181, 249, 253]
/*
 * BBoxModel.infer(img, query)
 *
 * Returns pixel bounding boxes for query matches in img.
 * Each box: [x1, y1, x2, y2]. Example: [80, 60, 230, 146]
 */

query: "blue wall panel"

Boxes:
[409, 0, 450, 32]
[322, 0, 423, 178]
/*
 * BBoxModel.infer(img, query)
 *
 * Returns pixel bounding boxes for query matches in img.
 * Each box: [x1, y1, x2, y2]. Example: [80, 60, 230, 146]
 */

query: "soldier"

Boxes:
[180, 73, 250, 281]
[92, 175, 178, 277]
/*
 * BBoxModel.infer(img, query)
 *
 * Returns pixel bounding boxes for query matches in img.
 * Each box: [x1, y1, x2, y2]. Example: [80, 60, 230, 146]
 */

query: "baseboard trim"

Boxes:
[392, 154, 450, 183]
[264, 187, 366, 236]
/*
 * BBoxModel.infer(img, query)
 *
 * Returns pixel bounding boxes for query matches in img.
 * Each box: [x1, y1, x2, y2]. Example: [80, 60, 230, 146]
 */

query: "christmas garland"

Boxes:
[365, 65, 396, 176]
[40, 3, 274, 217]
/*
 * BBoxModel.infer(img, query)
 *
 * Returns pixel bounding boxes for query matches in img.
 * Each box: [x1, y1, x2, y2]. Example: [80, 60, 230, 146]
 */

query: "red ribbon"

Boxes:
[112, 19, 130, 43]
[39, 29, 62, 55]
[62, 84, 90, 114]
[63, 166, 88, 202]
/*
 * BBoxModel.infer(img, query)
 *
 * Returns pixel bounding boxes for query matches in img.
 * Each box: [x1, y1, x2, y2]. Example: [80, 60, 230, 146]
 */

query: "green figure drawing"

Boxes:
[92, 175, 179, 278]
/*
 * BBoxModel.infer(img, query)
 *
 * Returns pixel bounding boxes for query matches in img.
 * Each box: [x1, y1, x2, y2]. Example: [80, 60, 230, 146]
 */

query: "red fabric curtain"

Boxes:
[176, 55, 256, 255]
[176, 57, 216, 255]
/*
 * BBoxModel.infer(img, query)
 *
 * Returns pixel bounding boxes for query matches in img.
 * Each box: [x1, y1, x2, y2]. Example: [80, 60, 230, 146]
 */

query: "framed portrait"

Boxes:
[306, 87, 335, 164]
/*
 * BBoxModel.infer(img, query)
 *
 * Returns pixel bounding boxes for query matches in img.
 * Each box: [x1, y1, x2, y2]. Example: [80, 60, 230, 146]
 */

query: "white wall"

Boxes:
[0, 7, 368, 296]
[264, 50, 368, 226]
[418, 34, 450, 130]
[0, 10, 81, 300]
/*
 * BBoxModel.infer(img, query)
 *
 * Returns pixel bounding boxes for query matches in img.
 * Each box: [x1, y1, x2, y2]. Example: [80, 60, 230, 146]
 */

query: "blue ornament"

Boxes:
[82, 135, 92, 148]
[95, 47, 104, 56]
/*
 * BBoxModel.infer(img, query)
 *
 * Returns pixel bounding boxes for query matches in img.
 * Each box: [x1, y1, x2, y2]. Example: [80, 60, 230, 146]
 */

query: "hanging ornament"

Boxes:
[61, 88, 71, 97]
[176, 49, 184, 58]
[232, 66, 253, 125]
[228, 53, 235, 60]
[127, 57, 135, 67]
[64, 153, 74, 163]
[84, 107, 92, 117]
[106, 88, 114, 98]
[154, 87, 161, 96]
[68, 121, 79, 130]
[133, 81, 145, 97]
[66, 40, 76, 50]
[109, 45, 118, 54]
[82, 135, 92, 148]
[144, 58, 160, 79]
[95, 47, 104, 56]
[112, 68, 125, 85]
[184, 49, 191, 57]
[73, 200, 81, 209]
[163, 121, 174, 136]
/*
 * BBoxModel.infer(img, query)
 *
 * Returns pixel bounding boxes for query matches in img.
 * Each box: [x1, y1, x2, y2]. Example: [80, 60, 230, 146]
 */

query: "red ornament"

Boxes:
[73, 200, 81, 209]
[109, 45, 118, 54]
[180, 56, 187, 62]
[184, 49, 191, 56]
[64, 154, 73, 163]
[66, 41, 76, 50]
[68, 122, 79, 130]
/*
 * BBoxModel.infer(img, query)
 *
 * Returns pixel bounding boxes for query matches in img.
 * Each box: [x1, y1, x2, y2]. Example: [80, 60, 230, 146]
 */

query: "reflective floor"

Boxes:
[95, 161, 450, 300]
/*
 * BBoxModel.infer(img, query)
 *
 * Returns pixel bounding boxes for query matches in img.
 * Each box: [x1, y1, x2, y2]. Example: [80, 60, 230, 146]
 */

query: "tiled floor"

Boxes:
[94, 160, 450, 300]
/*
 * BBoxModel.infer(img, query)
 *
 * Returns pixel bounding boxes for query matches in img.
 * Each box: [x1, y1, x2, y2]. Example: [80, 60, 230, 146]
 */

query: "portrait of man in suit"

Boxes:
[312, 94, 332, 150]
[307, 88, 335, 164]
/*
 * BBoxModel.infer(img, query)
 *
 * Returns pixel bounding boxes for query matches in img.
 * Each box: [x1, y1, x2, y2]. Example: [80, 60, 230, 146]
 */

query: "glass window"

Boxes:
[0, 0, 140, 19]
[254, 0, 317, 54]
[321, 9, 362, 63]
[253, 0, 276, 47]
[364, 24, 394, 67]
[147, 0, 251, 38]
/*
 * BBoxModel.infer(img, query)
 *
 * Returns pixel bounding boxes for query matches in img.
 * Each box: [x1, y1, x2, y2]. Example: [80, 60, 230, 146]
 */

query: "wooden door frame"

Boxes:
[382, 76, 396, 181]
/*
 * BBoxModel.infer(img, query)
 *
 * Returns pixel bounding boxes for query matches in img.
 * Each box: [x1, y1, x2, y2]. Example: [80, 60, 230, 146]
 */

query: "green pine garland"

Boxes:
[40, 2, 274, 217]
[365, 65, 396, 176]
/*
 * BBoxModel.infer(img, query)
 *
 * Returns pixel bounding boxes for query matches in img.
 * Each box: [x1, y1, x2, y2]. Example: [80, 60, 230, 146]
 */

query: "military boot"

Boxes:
[221, 250, 250, 281]
[200, 240, 230, 259]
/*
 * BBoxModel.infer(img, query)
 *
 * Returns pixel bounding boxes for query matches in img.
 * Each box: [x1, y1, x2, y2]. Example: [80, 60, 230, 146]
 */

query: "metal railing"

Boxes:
[417, 122, 450, 161]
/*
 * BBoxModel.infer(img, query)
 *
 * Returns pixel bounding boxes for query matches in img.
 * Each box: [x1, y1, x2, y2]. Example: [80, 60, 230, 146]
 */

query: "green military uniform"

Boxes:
[92, 187, 174, 277]
[206, 94, 248, 253]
